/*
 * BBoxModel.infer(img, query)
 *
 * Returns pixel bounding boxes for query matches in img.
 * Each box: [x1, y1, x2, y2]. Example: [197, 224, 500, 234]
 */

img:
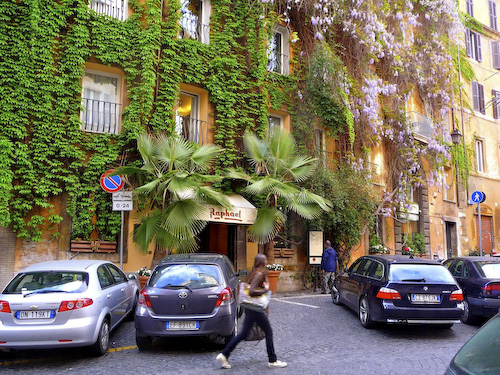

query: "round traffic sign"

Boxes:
[100, 170, 124, 193]
[471, 190, 486, 204]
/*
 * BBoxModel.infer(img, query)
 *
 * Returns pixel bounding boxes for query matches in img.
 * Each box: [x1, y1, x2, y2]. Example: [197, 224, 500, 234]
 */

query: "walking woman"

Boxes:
[216, 254, 287, 369]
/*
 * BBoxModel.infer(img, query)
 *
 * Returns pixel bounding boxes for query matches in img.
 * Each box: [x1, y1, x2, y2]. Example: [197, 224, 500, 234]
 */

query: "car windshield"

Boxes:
[389, 264, 456, 283]
[150, 264, 222, 290]
[475, 261, 500, 278]
[3, 271, 89, 294]
[452, 314, 500, 375]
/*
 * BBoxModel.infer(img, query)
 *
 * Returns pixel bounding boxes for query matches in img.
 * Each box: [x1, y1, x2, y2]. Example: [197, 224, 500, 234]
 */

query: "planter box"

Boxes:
[70, 240, 118, 253]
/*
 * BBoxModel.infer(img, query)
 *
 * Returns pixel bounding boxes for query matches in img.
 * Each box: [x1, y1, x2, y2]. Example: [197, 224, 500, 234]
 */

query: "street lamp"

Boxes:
[451, 128, 462, 206]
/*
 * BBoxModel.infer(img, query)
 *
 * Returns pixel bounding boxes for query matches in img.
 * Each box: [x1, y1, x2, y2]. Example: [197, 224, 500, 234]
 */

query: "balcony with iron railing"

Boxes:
[88, 0, 127, 20]
[267, 54, 290, 75]
[176, 115, 208, 144]
[180, 17, 210, 43]
[81, 98, 121, 134]
[367, 162, 385, 186]
[407, 111, 433, 143]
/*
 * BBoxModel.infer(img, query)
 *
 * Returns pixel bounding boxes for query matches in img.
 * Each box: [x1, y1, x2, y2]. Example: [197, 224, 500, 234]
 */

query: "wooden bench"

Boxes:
[274, 248, 294, 258]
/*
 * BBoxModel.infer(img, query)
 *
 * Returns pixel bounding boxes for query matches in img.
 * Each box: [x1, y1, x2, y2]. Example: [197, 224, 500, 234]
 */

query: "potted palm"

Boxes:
[267, 263, 284, 294]
[137, 266, 152, 289]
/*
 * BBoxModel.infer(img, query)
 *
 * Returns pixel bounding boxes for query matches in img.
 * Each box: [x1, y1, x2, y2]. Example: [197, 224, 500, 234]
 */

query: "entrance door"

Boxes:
[445, 222, 457, 259]
[476, 216, 493, 254]
[198, 223, 236, 264]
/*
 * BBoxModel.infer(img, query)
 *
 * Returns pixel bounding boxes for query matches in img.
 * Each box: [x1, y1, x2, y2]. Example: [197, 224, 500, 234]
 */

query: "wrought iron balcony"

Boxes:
[367, 162, 385, 186]
[81, 98, 121, 134]
[407, 111, 433, 143]
[88, 0, 127, 20]
[267, 54, 290, 75]
[176, 115, 208, 144]
[180, 18, 210, 43]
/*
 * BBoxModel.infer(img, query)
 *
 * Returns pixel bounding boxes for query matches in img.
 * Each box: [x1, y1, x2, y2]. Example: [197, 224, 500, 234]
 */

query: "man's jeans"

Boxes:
[322, 271, 334, 293]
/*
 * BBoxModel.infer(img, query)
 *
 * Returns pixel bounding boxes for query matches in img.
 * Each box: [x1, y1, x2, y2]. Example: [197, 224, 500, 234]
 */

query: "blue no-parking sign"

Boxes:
[100, 170, 124, 193]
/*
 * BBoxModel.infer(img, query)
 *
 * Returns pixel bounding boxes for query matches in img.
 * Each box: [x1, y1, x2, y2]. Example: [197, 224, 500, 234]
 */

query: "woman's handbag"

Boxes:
[238, 282, 271, 312]
[245, 322, 266, 341]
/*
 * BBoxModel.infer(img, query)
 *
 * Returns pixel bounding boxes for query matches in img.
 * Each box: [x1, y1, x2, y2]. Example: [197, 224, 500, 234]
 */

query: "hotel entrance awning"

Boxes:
[200, 194, 257, 225]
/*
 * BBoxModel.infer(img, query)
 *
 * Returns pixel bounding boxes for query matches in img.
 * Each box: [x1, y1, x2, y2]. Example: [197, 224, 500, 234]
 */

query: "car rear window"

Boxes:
[3, 272, 89, 294]
[389, 264, 456, 283]
[452, 314, 500, 375]
[474, 261, 500, 278]
[150, 264, 223, 290]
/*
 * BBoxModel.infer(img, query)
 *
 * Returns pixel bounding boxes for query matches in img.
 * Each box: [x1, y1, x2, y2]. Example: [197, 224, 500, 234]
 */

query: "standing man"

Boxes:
[321, 240, 337, 294]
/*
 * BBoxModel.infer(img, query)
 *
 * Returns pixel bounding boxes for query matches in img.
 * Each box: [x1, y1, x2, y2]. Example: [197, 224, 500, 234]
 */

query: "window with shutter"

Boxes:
[492, 41, 500, 69]
[494, 90, 500, 119]
[479, 83, 485, 114]
[465, 30, 471, 57]
[476, 33, 482, 62]
[466, 0, 474, 16]
[490, 0, 498, 30]
[472, 82, 479, 111]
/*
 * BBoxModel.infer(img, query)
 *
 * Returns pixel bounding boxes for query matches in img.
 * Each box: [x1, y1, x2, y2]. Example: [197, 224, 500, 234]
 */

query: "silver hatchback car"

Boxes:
[0, 260, 139, 356]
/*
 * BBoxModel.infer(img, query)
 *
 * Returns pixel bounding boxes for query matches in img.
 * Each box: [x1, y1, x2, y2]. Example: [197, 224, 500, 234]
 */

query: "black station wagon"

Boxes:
[331, 255, 464, 328]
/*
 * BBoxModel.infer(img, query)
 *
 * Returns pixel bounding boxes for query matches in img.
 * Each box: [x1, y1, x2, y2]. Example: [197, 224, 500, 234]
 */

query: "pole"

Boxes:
[120, 210, 124, 269]
[478, 203, 483, 256]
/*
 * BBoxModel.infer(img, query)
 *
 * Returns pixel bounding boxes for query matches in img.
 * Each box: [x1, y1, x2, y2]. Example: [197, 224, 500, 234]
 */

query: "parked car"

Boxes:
[134, 253, 240, 350]
[0, 260, 139, 356]
[445, 311, 500, 375]
[331, 255, 464, 328]
[443, 256, 500, 324]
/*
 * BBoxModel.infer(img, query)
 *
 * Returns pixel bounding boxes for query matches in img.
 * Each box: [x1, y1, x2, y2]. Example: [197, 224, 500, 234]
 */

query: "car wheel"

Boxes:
[359, 297, 374, 329]
[136, 334, 153, 351]
[461, 299, 477, 325]
[90, 319, 110, 356]
[331, 286, 342, 305]
[223, 313, 238, 345]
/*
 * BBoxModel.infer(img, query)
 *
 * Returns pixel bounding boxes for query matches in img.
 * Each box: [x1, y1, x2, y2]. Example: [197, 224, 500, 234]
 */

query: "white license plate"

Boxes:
[411, 294, 440, 303]
[16, 310, 55, 319]
[166, 321, 199, 330]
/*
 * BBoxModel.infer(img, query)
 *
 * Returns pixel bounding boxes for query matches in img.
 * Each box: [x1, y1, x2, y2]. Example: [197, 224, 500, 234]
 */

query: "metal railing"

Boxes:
[175, 115, 208, 144]
[267, 54, 290, 75]
[88, 0, 127, 20]
[179, 18, 210, 43]
[81, 98, 121, 134]
[407, 111, 433, 142]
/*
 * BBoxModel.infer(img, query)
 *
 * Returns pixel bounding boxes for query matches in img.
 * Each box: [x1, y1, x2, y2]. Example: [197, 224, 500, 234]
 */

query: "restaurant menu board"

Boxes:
[309, 231, 323, 265]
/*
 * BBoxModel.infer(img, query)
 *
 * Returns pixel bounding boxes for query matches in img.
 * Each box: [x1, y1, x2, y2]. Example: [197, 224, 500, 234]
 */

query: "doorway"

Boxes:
[445, 221, 457, 259]
[198, 223, 236, 264]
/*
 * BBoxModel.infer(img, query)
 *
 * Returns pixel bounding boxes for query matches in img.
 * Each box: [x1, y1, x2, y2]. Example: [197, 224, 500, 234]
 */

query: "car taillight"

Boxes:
[450, 290, 464, 301]
[482, 283, 500, 296]
[215, 287, 233, 307]
[0, 301, 11, 313]
[58, 298, 93, 312]
[376, 287, 402, 300]
[138, 289, 152, 307]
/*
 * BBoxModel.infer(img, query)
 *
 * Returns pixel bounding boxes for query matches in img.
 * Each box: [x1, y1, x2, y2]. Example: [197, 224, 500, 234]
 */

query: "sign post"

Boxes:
[99, 170, 130, 270]
[471, 191, 486, 256]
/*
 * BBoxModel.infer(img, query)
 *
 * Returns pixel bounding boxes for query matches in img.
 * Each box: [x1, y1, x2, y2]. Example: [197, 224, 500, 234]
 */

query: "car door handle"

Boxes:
[107, 294, 112, 298]
[121, 288, 126, 292]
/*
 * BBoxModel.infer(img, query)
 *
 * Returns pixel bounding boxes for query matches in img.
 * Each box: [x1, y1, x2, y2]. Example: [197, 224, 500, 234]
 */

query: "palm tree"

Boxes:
[228, 127, 332, 262]
[115, 133, 230, 259]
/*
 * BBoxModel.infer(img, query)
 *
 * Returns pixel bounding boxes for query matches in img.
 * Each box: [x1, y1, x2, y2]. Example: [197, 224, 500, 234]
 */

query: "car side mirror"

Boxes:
[128, 274, 137, 280]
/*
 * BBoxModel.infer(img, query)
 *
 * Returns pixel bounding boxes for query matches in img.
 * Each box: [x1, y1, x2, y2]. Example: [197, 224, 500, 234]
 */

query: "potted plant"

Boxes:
[137, 266, 151, 289]
[267, 264, 284, 294]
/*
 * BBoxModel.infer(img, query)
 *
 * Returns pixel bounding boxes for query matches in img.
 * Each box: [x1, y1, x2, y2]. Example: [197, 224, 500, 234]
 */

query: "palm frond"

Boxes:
[248, 207, 286, 244]
[227, 168, 254, 182]
[162, 199, 207, 238]
[156, 136, 193, 170]
[132, 210, 163, 254]
[243, 131, 268, 166]
[191, 144, 223, 169]
[243, 178, 280, 196]
[195, 186, 232, 208]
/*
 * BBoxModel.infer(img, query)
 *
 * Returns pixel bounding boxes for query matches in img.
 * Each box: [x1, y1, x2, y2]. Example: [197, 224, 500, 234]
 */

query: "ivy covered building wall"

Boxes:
[1, 0, 471, 287]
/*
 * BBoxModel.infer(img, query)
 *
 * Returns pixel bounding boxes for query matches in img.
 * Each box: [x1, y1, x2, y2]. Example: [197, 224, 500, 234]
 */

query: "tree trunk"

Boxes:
[264, 241, 275, 264]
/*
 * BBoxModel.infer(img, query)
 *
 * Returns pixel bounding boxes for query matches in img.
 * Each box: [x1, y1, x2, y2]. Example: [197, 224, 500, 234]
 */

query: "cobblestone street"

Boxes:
[0, 292, 480, 375]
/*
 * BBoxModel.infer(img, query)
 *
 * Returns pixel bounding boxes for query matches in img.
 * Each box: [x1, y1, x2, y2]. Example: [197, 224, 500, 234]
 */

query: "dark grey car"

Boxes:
[134, 253, 239, 350]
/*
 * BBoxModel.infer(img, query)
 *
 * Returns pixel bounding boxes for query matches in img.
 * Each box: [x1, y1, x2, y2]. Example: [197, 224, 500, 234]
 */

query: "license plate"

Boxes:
[16, 310, 55, 320]
[166, 321, 199, 330]
[411, 294, 440, 303]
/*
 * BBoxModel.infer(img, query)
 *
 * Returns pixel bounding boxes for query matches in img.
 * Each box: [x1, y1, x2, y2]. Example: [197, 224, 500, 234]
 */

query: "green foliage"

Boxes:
[303, 163, 379, 249]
